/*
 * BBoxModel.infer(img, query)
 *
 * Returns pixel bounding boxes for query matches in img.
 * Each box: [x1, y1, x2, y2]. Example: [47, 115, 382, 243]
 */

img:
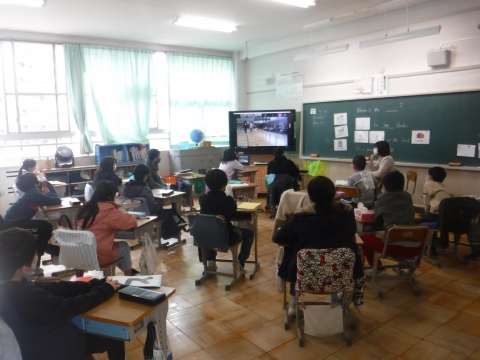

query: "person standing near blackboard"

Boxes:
[368, 141, 397, 178]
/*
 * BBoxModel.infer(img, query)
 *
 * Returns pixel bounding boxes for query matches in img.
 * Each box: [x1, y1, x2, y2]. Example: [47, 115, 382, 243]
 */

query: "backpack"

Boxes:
[161, 202, 189, 240]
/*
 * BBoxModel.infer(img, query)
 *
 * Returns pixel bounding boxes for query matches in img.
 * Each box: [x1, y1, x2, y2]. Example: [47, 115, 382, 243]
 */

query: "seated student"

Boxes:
[0, 228, 125, 360]
[267, 147, 300, 184]
[145, 149, 167, 190]
[199, 169, 254, 273]
[123, 164, 171, 218]
[273, 176, 363, 315]
[14, 159, 45, 199]
[4, 173, 61, 274]
[360, 170, 415, 276]
[368, 141, 397, 178]
[345, 155, 377, 208]
[92, 156, 122, 188]
[219, 148, 245, 180]
[421, 166, 450, 222]
[77, 181, 139, 276]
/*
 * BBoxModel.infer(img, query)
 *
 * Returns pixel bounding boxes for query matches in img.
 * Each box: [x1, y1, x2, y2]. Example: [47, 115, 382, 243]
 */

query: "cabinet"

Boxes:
[246, 154, 274, 194]
[169, 148, 224, 174]
[95, 143, 150, 165]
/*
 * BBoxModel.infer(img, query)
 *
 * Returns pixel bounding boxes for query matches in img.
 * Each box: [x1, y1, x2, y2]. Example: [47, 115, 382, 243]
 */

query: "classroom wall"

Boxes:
[239, 8, 480, 203]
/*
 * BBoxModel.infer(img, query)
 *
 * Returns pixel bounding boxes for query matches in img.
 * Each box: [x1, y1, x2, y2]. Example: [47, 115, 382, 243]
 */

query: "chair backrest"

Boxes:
[54, 228, 101, 271]
[84, 183, 94, 201]
[296, 248, 355, 295]
[122, 197, 151, 216]
[189, 214, 229, 253]
[383, 225, 431, 262]
[335, 185, 360, 199]
[405, 170, 417, 196]
[0, 315, 22, 360]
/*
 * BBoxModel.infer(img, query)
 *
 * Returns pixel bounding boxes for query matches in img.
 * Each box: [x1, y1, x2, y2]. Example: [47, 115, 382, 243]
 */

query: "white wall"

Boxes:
[240, 9, 480, 204]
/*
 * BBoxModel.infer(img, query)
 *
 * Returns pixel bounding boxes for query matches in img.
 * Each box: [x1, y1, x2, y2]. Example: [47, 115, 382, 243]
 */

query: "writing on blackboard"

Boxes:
[402, 137, 410, 143]
[312, 115, 327, 127]
[396, 122, 408, 128]
[356, 108, 367, 113]
[373, 121, 379, 128]
[392, 137, 399, 143]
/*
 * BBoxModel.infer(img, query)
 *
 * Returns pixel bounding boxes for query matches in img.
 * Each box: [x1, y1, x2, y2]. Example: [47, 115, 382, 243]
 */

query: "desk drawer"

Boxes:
[85, 319, 130, 341]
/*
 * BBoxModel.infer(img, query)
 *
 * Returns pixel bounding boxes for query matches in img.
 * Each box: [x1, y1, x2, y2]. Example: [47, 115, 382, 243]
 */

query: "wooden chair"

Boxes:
[370, 225, 432, 298]
[405, 171, 417, 196]
[189, 214, 244, 291]
[335, 185, 360, 199]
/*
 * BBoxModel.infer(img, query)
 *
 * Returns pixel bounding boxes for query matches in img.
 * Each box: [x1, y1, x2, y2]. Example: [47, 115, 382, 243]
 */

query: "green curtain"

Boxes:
[167, 53, 235, 145]
[64, 44, 93, 154]
[81, 46, 153, 144]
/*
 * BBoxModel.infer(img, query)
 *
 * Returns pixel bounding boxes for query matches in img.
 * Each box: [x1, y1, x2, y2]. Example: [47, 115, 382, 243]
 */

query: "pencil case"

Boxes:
[118, 286, 166, 306]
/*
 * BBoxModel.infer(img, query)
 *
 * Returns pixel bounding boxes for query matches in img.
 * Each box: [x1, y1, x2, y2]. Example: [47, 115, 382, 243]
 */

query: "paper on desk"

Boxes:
[457, 144, 475, 158]
[110, 275, 162, 288]
[237, 202, 262, 210]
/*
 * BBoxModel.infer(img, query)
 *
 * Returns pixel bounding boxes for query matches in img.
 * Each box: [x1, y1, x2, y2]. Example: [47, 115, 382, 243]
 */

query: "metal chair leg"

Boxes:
[283, 280, 290, 330]
[295, 293, 303, 347]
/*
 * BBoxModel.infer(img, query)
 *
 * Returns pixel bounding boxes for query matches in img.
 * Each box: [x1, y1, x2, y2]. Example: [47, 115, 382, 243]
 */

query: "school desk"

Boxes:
[175, 174, 206, 212]
[40, 197, 83, 229]
[228, 183, 258, 202]
[73, 286, 175, 360]
[235, 169, 258, 183]
[152, 190, 187, 249]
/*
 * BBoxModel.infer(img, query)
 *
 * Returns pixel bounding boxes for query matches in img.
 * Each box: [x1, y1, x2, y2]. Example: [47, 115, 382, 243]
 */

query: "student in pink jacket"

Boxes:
[77, 180, 139, 275]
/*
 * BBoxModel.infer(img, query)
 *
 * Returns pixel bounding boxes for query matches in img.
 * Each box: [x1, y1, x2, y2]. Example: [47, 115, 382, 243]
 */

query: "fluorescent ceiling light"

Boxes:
[294, 44, 349, 61]
[174, 17, 236, 33]
[359, 25, 440, 48]
[303, 18, 331, 31]
[270, 0, 315, 8]
[0, 0, 45, 7]
[376, 0, 406, 10]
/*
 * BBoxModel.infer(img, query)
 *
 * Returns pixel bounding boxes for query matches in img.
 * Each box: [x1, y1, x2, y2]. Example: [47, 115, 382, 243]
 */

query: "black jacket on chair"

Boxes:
[267, 174, 296, 208]
[437, 197, 480, 248]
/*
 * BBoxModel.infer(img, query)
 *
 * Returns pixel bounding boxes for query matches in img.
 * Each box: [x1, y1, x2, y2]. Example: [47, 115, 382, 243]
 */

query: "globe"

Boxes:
[190, 129, 204, 145]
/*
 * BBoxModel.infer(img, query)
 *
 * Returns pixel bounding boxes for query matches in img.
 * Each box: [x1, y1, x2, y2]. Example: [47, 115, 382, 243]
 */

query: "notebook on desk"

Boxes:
[237, 202, 262, 210]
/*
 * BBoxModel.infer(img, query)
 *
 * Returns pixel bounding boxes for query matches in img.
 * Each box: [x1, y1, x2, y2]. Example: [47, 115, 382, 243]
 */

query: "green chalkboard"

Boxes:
[302, 91, 480, 167]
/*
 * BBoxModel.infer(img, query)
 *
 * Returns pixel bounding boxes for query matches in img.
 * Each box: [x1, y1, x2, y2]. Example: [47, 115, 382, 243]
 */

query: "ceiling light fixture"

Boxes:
[270, 0, 315, 8]
[174, 16, 237, 33]
[359, 25, 441, 48]
[294, 44, 349, 61]
[303, 18, 331, 31]
[0, 0, 45, 7]
[376, 0, 406, 10]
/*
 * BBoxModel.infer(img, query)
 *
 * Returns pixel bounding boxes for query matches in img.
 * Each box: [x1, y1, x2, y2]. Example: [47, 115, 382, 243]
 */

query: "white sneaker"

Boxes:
[365, 268, 386, 277]
[238, 263, 247, 274]
[288, 305, 296, 316]
[207, 260, 217, 271]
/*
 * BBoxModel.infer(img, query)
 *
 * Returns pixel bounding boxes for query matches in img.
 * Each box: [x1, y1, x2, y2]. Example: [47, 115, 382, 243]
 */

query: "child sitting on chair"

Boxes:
[345, 155, 377, 209]
[360, 170, 415, 276]
[0, 228, 125, 360]
[199, 169, 254, 273]
[421, 166, 450, 223]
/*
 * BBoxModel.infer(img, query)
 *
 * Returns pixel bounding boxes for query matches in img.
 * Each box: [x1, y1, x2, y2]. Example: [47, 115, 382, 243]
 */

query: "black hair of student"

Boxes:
[18, 159, 37, 177]
[307, 176, 335, 213]
[16, 172, 39, 193]
[148, 149, 160, 161]
[133, 163, 150, 182]
[76, 180, 118, 229]
[374, 141, 391, 157]
[381, 170, 404, 192]
[222, 148, 237, 164]
[94, 156, 117, 180]
[0, 228, 37, 280]
[428, 166, 447, 183]
[352, 155, 366, 170]
[273, 147, 284, 158]
[205, 169, 228, 191]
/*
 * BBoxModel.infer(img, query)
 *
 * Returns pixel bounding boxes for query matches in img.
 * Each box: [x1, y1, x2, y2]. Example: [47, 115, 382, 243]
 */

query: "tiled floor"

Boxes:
[93, 197, 480, 360]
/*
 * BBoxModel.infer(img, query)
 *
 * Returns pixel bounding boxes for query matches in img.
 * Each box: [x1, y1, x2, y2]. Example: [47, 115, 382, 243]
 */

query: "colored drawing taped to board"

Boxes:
[312, 114, 327, 127]
[411, 131, 430, 145]
[334, 139, 347, 151]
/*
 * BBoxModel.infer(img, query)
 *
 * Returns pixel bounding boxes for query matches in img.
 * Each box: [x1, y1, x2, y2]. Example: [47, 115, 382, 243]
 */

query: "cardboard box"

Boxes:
[354, 208, 374, 221]
[202, 141, 212, 147]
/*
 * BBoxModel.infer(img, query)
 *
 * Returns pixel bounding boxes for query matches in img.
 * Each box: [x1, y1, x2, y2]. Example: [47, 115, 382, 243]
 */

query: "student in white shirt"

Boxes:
[219, 148, 245, 180]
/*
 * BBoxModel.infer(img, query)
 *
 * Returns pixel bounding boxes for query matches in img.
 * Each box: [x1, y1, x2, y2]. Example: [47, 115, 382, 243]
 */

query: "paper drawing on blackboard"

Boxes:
[369, 131, 385, 143]
[334, 113, 347, 125]
[356, 117, 370, 130]
[334, 139, 347, 151]
[354, 131, 369, 143]
[411, 131, 430, 145]
[312, 115, 327, 127]
[310, 108, 316, 115]
[334, 125, 348, 138]
[457, 144, 475, 158]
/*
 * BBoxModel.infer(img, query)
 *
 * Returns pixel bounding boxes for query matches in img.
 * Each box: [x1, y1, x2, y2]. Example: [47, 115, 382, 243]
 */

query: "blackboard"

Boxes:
[302, 91, 480, 167]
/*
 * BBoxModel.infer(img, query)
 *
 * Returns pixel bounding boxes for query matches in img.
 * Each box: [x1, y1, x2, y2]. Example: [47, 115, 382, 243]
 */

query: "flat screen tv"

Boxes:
[228, 109, 296, 153]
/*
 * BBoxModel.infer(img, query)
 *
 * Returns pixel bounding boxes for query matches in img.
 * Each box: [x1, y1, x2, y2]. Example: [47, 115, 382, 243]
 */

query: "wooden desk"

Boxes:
[175, 174, 206, 212]
[116, 216, 157, 248]
[236, 169, 258, 184]
[40, 197, 83, 229]
[231, 203, 262, 279]
[229, 183, 258, 202]
[74, 286, 175, 359]
[152, 190, 187, 249]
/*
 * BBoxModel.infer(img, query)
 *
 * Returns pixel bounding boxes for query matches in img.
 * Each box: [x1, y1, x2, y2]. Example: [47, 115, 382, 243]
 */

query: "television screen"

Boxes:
[228, 109, 296, 153]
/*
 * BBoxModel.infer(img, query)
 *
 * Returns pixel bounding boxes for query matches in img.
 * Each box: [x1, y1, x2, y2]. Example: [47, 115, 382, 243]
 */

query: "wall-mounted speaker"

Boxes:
[427, 49, 451, 67]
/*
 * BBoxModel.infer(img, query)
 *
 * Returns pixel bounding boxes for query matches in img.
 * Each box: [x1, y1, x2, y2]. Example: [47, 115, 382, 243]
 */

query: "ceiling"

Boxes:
[0, 0, 461, 52]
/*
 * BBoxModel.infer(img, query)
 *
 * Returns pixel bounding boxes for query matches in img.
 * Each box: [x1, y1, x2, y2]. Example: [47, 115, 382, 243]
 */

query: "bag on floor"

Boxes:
[139, 233, 159, 275]
[274, 246, 285, 292]
[144, 321, 166, 360]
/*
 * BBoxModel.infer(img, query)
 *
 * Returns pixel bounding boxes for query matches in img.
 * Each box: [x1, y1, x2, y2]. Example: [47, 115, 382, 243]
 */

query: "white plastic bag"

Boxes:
[304, 306, 344, 337]
[139, 233, 159, 275]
